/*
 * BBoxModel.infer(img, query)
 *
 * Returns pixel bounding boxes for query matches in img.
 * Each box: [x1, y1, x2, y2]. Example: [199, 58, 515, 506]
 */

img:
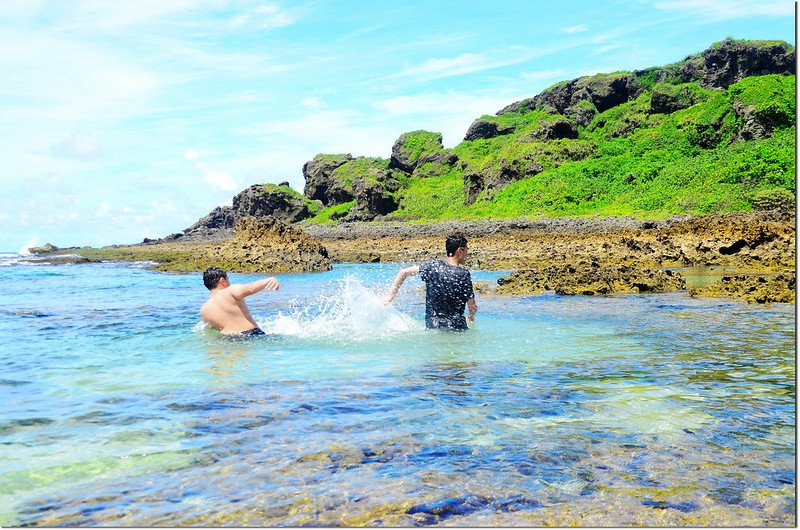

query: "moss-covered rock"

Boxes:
[650, 83, 712, 114]
[302, 153, 355, 206]
[389, 130, 445, 173]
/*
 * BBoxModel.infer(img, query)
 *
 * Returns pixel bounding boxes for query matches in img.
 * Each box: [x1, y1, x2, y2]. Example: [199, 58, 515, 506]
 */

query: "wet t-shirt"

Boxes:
[419, 260, 475, 330]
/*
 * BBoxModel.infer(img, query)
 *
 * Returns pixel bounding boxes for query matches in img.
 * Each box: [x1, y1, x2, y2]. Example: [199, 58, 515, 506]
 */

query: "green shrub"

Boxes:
[750, 188, 796, 211]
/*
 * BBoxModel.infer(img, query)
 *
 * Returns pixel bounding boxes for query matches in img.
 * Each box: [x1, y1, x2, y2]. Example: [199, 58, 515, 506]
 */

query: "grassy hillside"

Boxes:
[305, 41, 795, 224]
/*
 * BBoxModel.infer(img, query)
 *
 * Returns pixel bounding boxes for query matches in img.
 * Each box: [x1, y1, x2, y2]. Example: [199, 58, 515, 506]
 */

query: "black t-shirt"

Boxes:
[419, 260, 475, 330]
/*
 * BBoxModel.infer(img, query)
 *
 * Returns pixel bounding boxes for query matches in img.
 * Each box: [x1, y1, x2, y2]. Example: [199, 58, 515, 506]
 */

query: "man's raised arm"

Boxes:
[385, 266, 420, 303]
[229, 277, 281, 299]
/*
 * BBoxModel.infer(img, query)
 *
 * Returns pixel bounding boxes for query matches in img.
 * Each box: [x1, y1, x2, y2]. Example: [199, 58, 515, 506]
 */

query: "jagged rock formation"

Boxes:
[463, 119, 516, 141]
[177, 39, 794, 236]
[176, 184, 316, 241]
[689, 271, 795, 304]
[670, 38, 795, 89]
[458, 39, 795, 203]
[498, 72, 642, 117]
[302, 154, 406, 221]
[28, 243, 60, 254]
[135, 216, 331, 273]
[497, 39, 794, 118]
[495, 262, 686, 296]
[303, 154, 355, 205]
[208, 216, 331, 273]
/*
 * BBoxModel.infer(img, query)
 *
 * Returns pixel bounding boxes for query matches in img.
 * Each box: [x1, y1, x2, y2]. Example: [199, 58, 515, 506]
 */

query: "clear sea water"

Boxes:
[0, 254, 795, 526]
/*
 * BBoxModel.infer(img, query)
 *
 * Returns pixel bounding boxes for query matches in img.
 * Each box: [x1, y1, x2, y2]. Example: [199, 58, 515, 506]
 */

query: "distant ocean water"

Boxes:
[0, 255, 794, 526]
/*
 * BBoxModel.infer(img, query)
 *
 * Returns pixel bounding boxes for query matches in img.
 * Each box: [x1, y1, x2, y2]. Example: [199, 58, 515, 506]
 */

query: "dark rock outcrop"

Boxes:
[499, 73, 643, 116]
[670, 38, 795, 89]
[527, 118, 579, 141]
[389, 131, 445, 173]
[346, 179, 400, 221]
[498, 40, 794, 118]
[463, 119, 516, 141]
[28, 243, 59, 254]
[302, 153, 355, 205]
[564, 103, 597, 127]
[650, 84, 706, 114]
[233, 184, 311, 223]
[180, 184, 313, 240]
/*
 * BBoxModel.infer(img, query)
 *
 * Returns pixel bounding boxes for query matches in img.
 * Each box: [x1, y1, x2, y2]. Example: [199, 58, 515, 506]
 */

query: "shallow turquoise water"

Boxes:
[0, 257, 794, 526]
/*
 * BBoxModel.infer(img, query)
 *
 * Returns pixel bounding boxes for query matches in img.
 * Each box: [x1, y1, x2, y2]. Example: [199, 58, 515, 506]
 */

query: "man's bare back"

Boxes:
[201, 267, 280, 335]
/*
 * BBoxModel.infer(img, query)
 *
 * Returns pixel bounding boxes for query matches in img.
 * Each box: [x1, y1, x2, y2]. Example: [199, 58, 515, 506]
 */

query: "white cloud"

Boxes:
[562, 24, 589, 34]
[401, 53, 485, 78]
[393, 46, 568, 83]
[375, 92, 511, 118]
[652, 0, 789, 20]
[184, 150, 238, 191]
[68, 0, 206, 30]
[227, 4, 296, 30]
[198, 162, 238, 191]
[0, 30, 161, 123]
[96, 202, 111, 217]
[51, 132, 103, 159]
[301, 97, 325, 110]
[520, 69, 566, 82]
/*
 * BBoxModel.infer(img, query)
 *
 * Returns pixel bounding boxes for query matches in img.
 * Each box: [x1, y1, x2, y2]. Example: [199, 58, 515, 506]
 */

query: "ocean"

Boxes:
[0, 254, 794, 526]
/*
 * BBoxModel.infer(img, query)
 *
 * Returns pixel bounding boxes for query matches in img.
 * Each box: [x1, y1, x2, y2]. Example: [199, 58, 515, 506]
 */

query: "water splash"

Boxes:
[261, 276, 421, 340]
[18, 237, 38, 256]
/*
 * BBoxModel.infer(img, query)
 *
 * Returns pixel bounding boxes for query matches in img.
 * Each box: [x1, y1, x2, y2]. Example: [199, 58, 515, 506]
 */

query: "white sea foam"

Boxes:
[18, 237, 38, 256]
[260, 276, 420, 340]
[0, 253, 21, 266]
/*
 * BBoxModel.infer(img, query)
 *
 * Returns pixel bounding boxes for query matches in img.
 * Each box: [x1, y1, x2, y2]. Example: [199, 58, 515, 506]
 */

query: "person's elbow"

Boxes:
[400, 266, 418, 279]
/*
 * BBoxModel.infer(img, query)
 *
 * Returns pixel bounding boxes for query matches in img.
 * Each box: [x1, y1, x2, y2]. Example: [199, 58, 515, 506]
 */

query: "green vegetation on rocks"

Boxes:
[180, 39, 794, 231]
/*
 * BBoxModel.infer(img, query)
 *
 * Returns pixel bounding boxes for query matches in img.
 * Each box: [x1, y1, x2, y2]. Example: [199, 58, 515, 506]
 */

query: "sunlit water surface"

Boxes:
[0, 257, 794, 526]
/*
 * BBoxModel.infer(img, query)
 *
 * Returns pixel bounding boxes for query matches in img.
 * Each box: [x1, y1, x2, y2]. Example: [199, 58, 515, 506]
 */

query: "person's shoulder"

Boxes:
[420, 259, 438, 270]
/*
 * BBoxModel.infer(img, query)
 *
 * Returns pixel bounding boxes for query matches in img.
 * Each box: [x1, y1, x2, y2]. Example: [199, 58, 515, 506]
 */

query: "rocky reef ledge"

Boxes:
[58, 217, 331, 273]
[303, 211, 795, 303]
[32, 212, 794, 303]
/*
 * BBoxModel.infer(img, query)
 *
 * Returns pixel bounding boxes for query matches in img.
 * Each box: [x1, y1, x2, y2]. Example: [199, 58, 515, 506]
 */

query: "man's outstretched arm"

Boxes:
[466, 298, 478, 323]
[385, 266, 420, 303]
[229, 277, 281, 299]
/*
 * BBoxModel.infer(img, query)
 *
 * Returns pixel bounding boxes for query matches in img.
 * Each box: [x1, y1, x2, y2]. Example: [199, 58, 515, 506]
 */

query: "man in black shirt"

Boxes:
[385, 235, 477, 330]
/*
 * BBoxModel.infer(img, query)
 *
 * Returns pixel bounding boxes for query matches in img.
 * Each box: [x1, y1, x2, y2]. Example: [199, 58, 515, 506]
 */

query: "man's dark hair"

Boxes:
[203, 267, 228, 290]
[446, 235, 468, 257]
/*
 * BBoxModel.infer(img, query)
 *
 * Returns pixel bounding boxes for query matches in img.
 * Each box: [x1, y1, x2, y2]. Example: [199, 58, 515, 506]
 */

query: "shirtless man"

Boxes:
[386, 234, 477, 330]
[200, 267, 280, 337]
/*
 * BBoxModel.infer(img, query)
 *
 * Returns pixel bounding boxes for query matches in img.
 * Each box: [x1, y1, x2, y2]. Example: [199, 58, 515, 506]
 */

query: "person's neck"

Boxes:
[445, 256, 460, 267]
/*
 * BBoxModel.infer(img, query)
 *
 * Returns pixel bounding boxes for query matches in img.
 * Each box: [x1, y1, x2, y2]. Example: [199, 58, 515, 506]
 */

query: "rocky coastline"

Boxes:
[24, 40, 796, 305]
[29, 211, 795, 304]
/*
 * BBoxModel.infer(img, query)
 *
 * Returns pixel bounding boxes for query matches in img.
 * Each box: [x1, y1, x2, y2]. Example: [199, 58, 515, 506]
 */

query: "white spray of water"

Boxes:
[18, 236, 39, 256]
[260, 276, 420, 340]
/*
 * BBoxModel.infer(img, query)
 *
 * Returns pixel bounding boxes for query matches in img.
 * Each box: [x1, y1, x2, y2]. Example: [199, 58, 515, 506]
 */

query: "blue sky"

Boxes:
[1, 0, 794, 251]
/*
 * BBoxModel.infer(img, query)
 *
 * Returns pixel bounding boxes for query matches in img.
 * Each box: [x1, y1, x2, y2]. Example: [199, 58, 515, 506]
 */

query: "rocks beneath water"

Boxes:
[496, 262, 686, 296]
[689, 272, 796, 304]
